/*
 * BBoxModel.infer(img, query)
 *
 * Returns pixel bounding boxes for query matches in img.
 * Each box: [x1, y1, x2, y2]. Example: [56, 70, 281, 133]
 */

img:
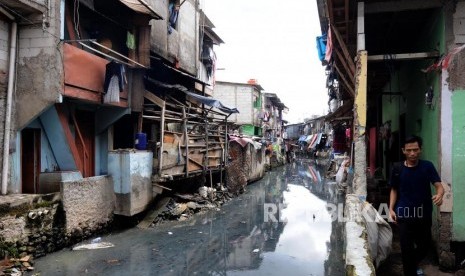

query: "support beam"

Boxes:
[335, 48, 355, 82]
[182, 107, 189, 177]
[357, 2, 365, 51]
[365, 0, 442, 14]
[353, 51, 367, 197]
[344, 0, 349, 43]
[144, 90, 165, 107]
[158, 102, 166, 176]
[331, 24, 356, 75]
[367, 51, 440, 61]
[334, 63, 355, 97]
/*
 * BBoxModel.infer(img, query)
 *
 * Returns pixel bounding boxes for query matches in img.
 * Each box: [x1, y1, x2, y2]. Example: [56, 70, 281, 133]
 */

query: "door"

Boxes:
[74, 110, 95, 177]
[22, 128, 41, 193]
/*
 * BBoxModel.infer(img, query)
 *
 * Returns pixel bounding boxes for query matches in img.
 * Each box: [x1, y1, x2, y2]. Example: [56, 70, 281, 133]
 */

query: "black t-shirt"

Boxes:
[389, 160, 441, 219]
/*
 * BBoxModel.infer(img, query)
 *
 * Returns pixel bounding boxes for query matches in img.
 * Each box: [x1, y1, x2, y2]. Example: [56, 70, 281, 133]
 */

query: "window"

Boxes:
[253, 94, 262, 108]
[168, 0, 180, 34]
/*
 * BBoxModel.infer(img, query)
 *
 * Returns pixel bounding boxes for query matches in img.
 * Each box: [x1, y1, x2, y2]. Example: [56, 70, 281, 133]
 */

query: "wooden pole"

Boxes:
[182, 107, 189, 177]
[158, 101, 166, 176]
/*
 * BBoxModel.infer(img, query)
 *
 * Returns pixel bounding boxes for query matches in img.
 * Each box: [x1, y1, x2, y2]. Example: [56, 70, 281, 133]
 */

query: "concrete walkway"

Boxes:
[377, 225, 459, 276]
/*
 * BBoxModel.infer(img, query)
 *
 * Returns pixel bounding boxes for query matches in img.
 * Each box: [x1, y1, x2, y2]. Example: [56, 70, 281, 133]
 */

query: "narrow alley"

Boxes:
[27, 161, 345, 276]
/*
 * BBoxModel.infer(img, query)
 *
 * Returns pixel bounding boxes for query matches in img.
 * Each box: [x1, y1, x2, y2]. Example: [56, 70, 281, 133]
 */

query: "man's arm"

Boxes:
[389, 188, 398, 223]
[432, 182, 444, 206]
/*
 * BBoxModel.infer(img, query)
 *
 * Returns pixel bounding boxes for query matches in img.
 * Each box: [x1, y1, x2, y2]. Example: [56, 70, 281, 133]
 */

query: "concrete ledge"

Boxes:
[0, 193, 60, 217]
[345, 194, 376, 275]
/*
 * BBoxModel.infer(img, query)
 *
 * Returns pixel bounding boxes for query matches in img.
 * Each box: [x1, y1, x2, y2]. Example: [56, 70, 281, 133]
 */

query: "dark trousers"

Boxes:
[398, 218, 432, 276]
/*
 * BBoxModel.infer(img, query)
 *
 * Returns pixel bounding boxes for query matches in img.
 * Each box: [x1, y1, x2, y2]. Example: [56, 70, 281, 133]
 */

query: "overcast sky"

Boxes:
[204, 0, 328, 124]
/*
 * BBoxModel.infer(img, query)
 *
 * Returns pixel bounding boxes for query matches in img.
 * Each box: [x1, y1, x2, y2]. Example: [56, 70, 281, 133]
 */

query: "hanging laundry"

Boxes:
[126, 31, 136, 50]
[104, 75, 120, 103]
[345, 127, 351, 140]
[168, 2, 179, 34]
[103, 61, 126, 103]
[324, 24, 333, 64]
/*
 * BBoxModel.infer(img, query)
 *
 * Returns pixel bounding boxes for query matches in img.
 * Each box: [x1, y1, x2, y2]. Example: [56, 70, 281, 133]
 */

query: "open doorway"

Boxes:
[21, 128, 41, 193]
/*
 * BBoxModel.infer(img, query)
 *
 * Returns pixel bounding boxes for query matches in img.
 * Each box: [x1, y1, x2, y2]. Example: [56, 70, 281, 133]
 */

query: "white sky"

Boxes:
[204, 0, 328, 124]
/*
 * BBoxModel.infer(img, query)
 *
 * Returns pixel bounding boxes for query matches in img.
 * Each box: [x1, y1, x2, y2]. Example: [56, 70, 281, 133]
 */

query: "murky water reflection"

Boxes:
[29, 160, 344, 276]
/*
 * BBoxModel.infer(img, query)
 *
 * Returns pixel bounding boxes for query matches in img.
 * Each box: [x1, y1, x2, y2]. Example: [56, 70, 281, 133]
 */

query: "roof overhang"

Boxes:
[119, 0, 163, 20]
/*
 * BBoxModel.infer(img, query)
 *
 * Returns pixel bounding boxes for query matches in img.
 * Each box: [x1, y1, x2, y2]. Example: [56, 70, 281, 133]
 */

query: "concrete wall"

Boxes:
[453, 1, 465, 44]
[213, 82, 254, 125]
[108, 150, 153, 216]
[0, 19, 8, 72]
[150, 0, 198, 75]
[0, 18, 9, 193]
[16, 0, 63, 129]
[61, 176, 115, 236]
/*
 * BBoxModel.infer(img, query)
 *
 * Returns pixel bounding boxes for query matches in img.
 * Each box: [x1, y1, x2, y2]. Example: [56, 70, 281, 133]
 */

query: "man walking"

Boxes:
[388, 135, 444, 276]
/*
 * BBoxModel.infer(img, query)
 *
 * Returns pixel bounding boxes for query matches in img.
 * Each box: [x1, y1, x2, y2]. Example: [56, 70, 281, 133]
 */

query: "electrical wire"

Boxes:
[74, 0, 81, 39]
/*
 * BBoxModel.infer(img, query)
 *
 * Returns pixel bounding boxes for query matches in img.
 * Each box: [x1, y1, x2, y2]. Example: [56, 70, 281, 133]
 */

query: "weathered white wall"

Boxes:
[213, 82, 253, 125]
[150, 0, 198, 75]
[16, 0, 63, 129]
[108, 150, 153, 216]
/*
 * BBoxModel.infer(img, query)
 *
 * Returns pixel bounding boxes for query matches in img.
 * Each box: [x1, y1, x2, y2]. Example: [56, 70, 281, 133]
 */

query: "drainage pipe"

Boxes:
[1, 7, 17, 195]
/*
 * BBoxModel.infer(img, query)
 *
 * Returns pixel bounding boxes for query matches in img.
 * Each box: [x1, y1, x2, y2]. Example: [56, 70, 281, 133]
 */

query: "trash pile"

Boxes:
[149, 185, 233, 227]
[0, 255, 34, 275]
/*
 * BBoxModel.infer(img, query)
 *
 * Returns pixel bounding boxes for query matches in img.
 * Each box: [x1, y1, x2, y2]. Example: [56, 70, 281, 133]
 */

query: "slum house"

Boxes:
[0, 0, 165, 258]
[298, 115, 330, 158]
[141, 1, 237, 199]
[212, 80, 264, 136]
[212, 80, 266, 191]
[0, 0, 233, 255]
[262, 92, 288, 167]
[317, 0, 465, 272]
[284, 123, 304, 142]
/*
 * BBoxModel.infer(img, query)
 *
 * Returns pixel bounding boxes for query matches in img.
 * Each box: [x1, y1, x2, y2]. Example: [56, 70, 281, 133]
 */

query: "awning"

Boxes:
[325, 99, 354, 122]
[145, 77, 239, 114]
[119, 0, 163, 19]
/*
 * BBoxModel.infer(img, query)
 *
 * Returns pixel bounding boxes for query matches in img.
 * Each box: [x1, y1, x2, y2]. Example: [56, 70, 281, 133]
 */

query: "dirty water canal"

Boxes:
[29, 160, 345, 276]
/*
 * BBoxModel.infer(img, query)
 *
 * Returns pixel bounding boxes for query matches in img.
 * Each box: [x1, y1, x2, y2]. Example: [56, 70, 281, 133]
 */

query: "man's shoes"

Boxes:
[416, 268, 425, 275]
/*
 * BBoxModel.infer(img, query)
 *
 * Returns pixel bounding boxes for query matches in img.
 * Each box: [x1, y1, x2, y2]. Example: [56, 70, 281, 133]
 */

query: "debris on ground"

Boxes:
[149, 185, 234, 227]
[1, 255, 34, 275]
[72, 241, 114, 251]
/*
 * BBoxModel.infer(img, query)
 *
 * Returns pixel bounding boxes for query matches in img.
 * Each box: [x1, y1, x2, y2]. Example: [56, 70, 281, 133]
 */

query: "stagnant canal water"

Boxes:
[29, 160, 345, 276]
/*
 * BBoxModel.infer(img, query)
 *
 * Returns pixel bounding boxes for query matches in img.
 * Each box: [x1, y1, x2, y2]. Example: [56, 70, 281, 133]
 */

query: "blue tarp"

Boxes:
[185, 91, 239, 114]
[298, 135, 307, 142]
[316, 34, 327, 62]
